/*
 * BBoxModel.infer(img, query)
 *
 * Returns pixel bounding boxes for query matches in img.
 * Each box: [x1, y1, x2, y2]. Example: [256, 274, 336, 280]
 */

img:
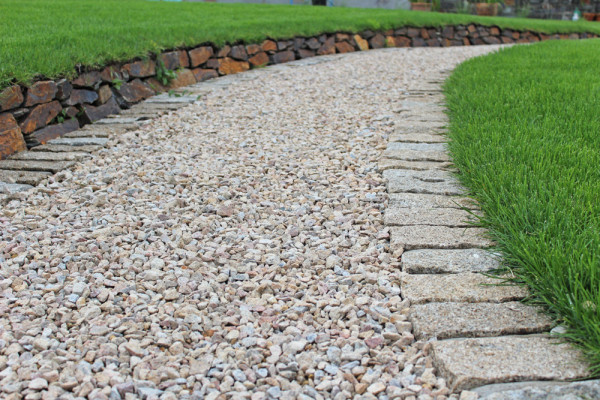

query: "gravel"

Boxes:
[1, 45, 501, 399]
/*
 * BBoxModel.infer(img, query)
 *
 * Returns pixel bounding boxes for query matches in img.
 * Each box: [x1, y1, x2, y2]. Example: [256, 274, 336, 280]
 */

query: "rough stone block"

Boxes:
[401, 273, 528, 304]
[72, 71, 102, 88]
[385, 206, 478, 227]
[24, 119, 79, 146]
[0, 169, 51, 185]
[353, 35, 369, 51]
[402, 248, 499, 274]
[432, 336, 590, 391]
[160, 50, 189, 70]
[246, 44, 261, 55]
[298, 49, 316, 59]
[25, 81, 57, 106]
[391, 225, 493, 250]
[189, 46, 214, 67]
[249, 52, 269, 67]
[122, 60, 156, 78]
[56, 79, 73, 101]
[64, 89, 99, 106]
[100, 65, 126, 83]
[0, 182, 33, 194]
[389, 193, 477, 210]
[80, 97, 121, 125]
[384, 169, 464, 195]
[369, 33, 386, 49]
[261, 40, 277, 53]
[272, 51, 295, 64]
[192, 68, 219, 82]
[47, 137, 109, 147]
[317, 37, 336, 55]
[0, 159, 74, 173]
[20, 101, 62, 134]
[473, 380, 600, 400]
[218, 58, 250, 75]
[0, 86, 24, 111]
[389, 133, 447, 143]
[410, 302, 552, 340]
[230, 45, 248, 61]
[383, 147, 450, 162]
[117, 79, 155, 103]
[378, 159, 452, 172]
[32, 144, 102, 153]
[0, 113, 27, 159]
[305, 38, 321, 50]
[335, 41, 355, 53]
[9, 150, 90, 162]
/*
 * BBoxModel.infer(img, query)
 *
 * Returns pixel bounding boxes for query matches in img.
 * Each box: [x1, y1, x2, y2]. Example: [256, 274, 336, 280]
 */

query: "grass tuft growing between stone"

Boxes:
[2, 0, 600, 89]
[444, 39, 600, 374]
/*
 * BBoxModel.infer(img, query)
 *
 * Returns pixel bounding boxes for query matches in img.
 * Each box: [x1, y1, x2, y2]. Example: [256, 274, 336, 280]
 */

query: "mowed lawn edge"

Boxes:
[444, 39, 600, 374]
[2, 0, 600, 89]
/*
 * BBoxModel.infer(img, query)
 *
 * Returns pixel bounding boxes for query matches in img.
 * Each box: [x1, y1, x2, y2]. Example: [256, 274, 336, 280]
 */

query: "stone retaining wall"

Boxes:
[0, 24, 596, 160]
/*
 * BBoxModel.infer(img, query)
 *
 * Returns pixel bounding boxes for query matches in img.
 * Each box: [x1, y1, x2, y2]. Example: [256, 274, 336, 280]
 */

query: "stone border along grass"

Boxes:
[0, 24, 598, 166]
[381, 79, 599, 396]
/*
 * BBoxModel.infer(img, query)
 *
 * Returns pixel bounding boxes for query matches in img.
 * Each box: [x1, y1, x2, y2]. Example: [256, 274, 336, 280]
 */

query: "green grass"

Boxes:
[444, 39, 600, 373]
[1, 0, 600, 90]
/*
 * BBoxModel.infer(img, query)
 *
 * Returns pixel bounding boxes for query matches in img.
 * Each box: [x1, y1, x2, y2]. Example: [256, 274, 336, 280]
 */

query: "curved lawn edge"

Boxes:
[2, 0, 600, 89]
[444, 39, 600, 374]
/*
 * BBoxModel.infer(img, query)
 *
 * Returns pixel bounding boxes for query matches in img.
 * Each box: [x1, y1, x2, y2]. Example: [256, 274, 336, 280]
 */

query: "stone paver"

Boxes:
[473, 380, 600, 400]
[410, 302, 552, 340]
[0, 169, 51, 185]
[46, 137, 109, 146]
[377, 158, 452, 171]
[0, 182, 33, 194]
[382, 148, 450, 162]
[384, 169, 465, 195]
[9, 151, 91, 162]
[402, 248, 500, 274]
[30, 144, 102, 153]
[389, 132, 447, 143]
[431, 336, 590, 391]
[402, 273, 528, 304]
[391, 225, 493, 249]
[385, 206, 479, 227]
[0, 159, 75, 173]
[389, 193, 478, 210]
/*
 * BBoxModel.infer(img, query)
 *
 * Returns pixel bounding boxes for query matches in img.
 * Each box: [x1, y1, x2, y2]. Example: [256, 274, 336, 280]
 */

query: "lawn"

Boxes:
[444, 39, 600, 373]
[1, 0, 600, 89]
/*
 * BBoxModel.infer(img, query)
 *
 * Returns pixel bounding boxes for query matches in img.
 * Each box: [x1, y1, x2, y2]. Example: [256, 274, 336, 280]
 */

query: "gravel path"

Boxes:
[1, 46, 500, 400]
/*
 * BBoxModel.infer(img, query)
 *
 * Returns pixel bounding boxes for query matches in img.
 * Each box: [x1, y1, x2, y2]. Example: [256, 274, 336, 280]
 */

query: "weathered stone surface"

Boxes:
[387, 141, 447, 151]
[80, 97, 120, 124]
[401, 273, 527, 304]
[217, 45, 231, 58]
[245, 43, 261, 55]
[100, 65, 125, 83]
[0, 113, 27, 159]
[392, 36, 412, 47]
[72, 71, 102, 88]
[410, 302, 552, 340]
[378, 158, 452, 171]
[32, 144, 102, 153]
[272, 51, 295, 64]
[25, 81, 57, 106]
[474, 380, 600, 400]
[389, 192, 477, 209]
[64, 89, 99, 106]
[147, 69, 196, 91]
[47, 137, 109, 147]
[122, 60, 156, 78]
[369, 33, 386, 49]
[117, 79, 155, 103]
[192, 68, 219, 82]
[0, 169, 51, 185]
[261, 40, 277, 53]
[384, 206, 478, 227]
[249, 52, 269, 67]
[56, 79, 73, 101]
[0, 182, 33, 194]
[384, 169, 464, 195]
[160, 50, 189, 70]
[218, 58, 250, 75]
[298, 49, 316, 59]
[335, 41, 355, 53]
[65, 125, 111, 137]
[391, 225, 492, 250]
[0, 159, 75, 173]
[189, 46, 214, 67]
[0, 86, 24, 111]
[390, 132, 447, 143]
[97, 85, 113, 105]
[9, 150, 90, 162]
[24, 119, 79, 146]
[230, 45, 248, 61]
[383, 143, 450, 162]
[317, 37, 336, 55]
[432, 336, 590, 392]
[305, 37, 321, 50]
[402, 248, 499, 274]
[353, 35, 369, 51]
[20, 101, 62, 134]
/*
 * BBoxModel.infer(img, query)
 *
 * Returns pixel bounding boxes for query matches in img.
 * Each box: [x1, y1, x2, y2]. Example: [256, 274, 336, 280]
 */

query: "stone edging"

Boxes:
[1, 24, 597, 163]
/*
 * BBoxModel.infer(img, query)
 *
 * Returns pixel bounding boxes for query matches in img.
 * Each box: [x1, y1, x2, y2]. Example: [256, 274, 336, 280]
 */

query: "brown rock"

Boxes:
[0, 86, 24, 112]
[413, 38, 426, 47]
[205, 58, 220, 69]
[272, 51, 295, 64]
[501, 36, 515, 44]
[100, 65, 125, 83]
[146, 69, 196, 91]
[305, 38, 321, 50]
[442, 26, 455, 39]
[64, 89, 99, 106]
[72, 71, 102, 88]
[122, 60, 156, 78]
[277, 40, 292, 50]
[117, 79, 155, 103]
[407, 28, 420, 38]
[293, 38, 305, 50]
[335, 41, 355, 53]
[56, 79, 73, 100]
[217, 45, 231, 58]
[421, 28, 430, 40]
[0, 113, 26, 159]
[298, 49, 315, 59]
[192, 68, 218, 82]
[246, 44, 262, 56]
[335, 33, 351, 41]
[248, 52, 269, 68]
[189, 46, 214, 67]
[353, 35, 369, 51]
[395, 36, 411, 47]
[483, 36, 501, 45]
[20, 101, 62, 134]
[490, 26, 500, 36]
[80, 97, 120, 124]
[25, 81, 57, 106]
[64, 106, 79, 118]
[97, 85, 113, 105]
[261, 40, 277, 53]
[230, 45, 248, 61]
[25, 119, 79, 146]
[317, 37, 336, 55]
[218, 58, 250, 75]
[161, 50, 189, 70]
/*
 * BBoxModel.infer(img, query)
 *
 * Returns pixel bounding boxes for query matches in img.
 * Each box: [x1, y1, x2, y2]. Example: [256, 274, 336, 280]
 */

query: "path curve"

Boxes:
[2, 46, 513, 400]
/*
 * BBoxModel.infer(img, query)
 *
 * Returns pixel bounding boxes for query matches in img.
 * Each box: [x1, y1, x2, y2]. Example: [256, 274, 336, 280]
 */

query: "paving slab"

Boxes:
[384, 169, 464, 195]
[410, 302, 552, 340]
[63, 129, 111, 138]
[145, 94, 197, 104]
[389, 133, 447, 143]
[0, 160, 75, 173]
[385, 207, 478, 227]
[387, 142, 447, 152]
[95, 117, 141, 125]
[473, 380, 600, 400]
[389, 193, 477, 210]
[47, 137, 109, 147]
[382, 148, 450, 162]
[31, 144, 102, 153]
[0, 182, 33, 194]
[391, 225, 493, 250]
[377, 158, 452, 171]
[0, 170, 52, 185]
[431, 335, 590, 392]
[395, 121, 446, 131]
[401, 273, 527, 304]
[402, 249, 500, 274]
[9, 151, 91, 162]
